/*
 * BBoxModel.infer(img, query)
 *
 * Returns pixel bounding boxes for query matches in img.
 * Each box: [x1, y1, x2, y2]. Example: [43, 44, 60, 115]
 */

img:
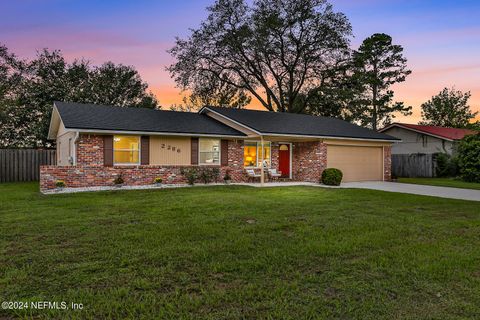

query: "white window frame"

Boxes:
[198, 138, 221, 165]
[113, 135, 141, 166]
[243, 141, 272, 168]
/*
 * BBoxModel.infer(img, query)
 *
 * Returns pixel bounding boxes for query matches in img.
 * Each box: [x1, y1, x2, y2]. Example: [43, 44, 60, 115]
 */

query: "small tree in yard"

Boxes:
[420, 87, 478, 128]
[456, 134, 480, 182]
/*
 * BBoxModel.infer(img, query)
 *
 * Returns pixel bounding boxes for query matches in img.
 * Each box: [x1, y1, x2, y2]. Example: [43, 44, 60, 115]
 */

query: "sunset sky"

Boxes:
[1, 0, 479, 123]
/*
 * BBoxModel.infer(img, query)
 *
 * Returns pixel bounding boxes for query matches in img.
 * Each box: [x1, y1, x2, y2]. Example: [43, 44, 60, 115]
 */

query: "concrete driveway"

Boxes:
[340, 181, 480, 202]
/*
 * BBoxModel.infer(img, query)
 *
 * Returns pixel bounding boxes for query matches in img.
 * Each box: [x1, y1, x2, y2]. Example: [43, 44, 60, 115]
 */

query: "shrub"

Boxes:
[321, 168, 343, 186]
[211, 168, 220, 183]
[435, 153, 458, 177]
[223, 170, 232, 183]
[180, 168, 198, 185]
[456, 133, 480, 182]
[199, 168, 213, 184]
[154, 177, 163, 184]
[113, 174, 124, 185]
[55, 180, 66, 188]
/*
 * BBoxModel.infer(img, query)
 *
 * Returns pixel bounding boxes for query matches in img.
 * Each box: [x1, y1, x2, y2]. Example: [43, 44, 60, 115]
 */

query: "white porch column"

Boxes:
[260, 136, 265, 186]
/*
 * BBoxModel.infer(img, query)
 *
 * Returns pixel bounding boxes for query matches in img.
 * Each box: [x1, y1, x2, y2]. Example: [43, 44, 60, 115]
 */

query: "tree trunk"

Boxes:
[372, 63, 378, 131]
[372, 84, 377, 131]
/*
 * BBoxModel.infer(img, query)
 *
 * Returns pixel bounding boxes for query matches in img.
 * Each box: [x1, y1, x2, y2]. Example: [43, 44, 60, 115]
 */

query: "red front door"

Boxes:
[278, 144, 290, 178]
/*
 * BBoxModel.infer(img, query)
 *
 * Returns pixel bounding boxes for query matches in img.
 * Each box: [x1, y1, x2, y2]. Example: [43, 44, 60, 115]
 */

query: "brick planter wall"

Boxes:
[292, 141, 327, 182]
[40, 165, 234, 191]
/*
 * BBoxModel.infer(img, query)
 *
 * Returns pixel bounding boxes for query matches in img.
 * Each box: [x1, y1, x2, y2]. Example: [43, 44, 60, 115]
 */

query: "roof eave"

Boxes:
[201, 107, 398, 142]
[47, 103, 61, 140]
[261, 132, 399, 142]
[64, 127, 247, 139]
[380, 123, 455, 141]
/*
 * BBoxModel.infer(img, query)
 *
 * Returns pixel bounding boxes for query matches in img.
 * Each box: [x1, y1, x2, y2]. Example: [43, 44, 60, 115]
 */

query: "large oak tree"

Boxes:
[168, 0, 352, 113]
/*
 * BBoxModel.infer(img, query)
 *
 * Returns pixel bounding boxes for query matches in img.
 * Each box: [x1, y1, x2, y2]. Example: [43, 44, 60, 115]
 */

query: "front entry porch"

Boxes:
[242, 138, 326, 184]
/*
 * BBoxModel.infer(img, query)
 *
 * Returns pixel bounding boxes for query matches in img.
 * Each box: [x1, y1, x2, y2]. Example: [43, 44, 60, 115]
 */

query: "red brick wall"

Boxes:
[270, 143, 279, 170]
[224, 139, 248, 182]
[383, 145, 392, 181]
[292, 141, 327, 182]
[40, 165, 231, 191]
[77, 134, 104, 166]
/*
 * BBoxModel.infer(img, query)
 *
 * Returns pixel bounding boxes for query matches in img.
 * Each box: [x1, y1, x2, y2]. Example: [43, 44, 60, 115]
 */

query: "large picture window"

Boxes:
[199, 138, 220, 165]
[114, 135, 140, 165]
[243, 141, 271, 167]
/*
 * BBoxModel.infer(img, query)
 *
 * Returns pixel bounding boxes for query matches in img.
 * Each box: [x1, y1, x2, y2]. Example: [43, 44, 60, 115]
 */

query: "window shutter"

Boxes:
[104, 135, 113, 166]
[141, 136, 150, 165]
[221, 140, 228, 166]
[191, 137, 199, 165]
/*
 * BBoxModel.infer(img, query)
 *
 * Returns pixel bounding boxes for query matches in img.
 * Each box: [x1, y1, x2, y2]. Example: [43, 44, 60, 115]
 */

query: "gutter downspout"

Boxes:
[73, 131, 80, 166]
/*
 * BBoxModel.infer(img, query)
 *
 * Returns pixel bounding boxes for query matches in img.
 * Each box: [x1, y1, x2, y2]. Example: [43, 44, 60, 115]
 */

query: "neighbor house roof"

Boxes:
[200, 106, 399, 141]
[51, 102, 246, 138]
[379, 123, 477, 141]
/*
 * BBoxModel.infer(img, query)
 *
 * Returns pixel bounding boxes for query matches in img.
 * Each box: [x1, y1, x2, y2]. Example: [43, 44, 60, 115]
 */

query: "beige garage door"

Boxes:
[327, 145, 383, 182]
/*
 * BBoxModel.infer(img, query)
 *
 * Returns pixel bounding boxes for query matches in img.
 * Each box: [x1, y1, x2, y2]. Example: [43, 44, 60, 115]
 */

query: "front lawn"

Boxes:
[398, 177, 480, 190]
[1, 183, 480, 319]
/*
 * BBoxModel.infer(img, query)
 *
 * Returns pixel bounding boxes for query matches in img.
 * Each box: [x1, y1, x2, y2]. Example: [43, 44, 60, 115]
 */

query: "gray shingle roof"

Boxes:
[54, 102, 246, 137]
[203, 106, 399, 141]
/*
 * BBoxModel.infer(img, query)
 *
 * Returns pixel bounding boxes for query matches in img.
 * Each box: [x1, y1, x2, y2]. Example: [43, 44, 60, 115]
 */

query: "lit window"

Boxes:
[243, 141, 271, 167]
[244, 142, 257, 167]
[199, 138, 220, 164]
[114, 135, 140, 165]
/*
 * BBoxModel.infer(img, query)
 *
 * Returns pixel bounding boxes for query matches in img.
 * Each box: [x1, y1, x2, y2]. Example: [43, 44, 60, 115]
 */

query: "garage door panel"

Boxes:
[327, 145, 383, 182]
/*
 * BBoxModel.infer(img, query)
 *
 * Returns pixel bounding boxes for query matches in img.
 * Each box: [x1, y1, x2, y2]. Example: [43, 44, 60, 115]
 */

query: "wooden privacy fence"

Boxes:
[392, 153, 436, 178]
[0, 149, 56, 183]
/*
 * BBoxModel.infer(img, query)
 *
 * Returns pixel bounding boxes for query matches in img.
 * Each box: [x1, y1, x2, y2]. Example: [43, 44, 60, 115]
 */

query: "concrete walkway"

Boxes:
[339, 181, 480, 202]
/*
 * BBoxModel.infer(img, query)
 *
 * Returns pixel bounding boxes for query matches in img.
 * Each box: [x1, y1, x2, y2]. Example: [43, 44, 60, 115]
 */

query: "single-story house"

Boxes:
[41, 101, 399, 191]
[379, 123, 477, 155]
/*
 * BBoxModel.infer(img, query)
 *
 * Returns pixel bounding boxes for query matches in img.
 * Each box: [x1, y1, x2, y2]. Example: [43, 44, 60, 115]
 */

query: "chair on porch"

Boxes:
[268, 168, 282, 180]
[245, 168, 261, 182]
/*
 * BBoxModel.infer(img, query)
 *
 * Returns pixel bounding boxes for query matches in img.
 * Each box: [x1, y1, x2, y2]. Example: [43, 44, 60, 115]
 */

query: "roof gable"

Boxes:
[53, 102, 246, 138]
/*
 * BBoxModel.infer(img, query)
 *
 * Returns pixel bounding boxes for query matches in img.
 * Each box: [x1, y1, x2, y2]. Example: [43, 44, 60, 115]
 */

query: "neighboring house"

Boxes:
[41, 102, 399, 191]
[379, 123, 477, 155]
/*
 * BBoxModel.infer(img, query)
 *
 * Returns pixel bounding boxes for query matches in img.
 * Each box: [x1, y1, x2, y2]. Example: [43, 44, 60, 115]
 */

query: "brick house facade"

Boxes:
[42, 103, 396, 192]
[40, 134, 393, 192]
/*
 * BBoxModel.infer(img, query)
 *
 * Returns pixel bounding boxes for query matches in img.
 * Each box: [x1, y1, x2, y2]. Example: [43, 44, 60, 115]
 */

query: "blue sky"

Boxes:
[1, 0, 479, 122]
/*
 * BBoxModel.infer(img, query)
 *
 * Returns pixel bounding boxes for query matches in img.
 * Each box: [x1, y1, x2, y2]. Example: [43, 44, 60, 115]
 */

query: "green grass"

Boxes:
[398, 177, 480, 190]
[1, 183, 480, 319]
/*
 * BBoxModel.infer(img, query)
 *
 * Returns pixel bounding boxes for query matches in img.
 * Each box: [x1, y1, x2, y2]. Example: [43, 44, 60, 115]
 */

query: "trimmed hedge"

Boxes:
[321, 168, 343, 186]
